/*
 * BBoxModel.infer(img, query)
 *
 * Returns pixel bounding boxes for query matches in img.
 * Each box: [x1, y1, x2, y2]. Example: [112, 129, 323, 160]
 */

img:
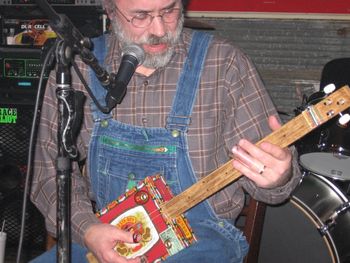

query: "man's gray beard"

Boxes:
[110, 15, 184, 69]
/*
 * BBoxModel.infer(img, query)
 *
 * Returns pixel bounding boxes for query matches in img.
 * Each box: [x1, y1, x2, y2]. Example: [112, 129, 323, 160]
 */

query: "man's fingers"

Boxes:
[268, 115, 282, 131]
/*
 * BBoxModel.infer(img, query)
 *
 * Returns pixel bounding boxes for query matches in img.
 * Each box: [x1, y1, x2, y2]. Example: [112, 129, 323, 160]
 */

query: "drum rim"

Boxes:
[290, 172, 349, 263]
[299, 170, 349, 201]
[290, 197, 339, 263]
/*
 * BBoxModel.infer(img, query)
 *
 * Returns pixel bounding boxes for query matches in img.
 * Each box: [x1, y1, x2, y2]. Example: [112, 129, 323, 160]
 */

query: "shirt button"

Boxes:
[143, 80, 149, 87]
[101, 120, 109, 127]
[171, 130, 180, 137]
[218, 221, 225, 228]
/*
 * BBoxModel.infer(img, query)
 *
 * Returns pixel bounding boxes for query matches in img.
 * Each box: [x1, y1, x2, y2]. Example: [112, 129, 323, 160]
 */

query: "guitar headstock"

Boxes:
[303, 85, 350, 128]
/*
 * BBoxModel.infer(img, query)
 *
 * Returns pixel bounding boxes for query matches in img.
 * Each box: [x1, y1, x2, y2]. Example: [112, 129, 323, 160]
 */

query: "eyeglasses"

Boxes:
[114, 6, 182, 28]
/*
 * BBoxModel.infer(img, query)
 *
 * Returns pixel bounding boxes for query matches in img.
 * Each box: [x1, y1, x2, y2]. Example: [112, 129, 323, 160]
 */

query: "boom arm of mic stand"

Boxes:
[35, 0, 113, 113]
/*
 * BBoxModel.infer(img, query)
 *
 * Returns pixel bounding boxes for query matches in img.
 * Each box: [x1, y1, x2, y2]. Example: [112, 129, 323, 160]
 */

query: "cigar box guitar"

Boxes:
[87, 85, 350, 263]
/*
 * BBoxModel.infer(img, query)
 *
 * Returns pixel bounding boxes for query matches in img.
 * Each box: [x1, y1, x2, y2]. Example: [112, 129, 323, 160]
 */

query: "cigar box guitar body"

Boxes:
[95, 175, 195, 262]
[90, 86, 350, 262]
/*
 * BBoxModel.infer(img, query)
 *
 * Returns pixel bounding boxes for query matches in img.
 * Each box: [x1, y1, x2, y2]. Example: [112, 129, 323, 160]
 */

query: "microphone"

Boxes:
[106, 44, 145, 110]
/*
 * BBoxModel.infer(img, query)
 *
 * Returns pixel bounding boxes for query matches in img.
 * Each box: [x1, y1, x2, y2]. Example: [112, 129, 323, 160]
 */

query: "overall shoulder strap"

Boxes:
[166, 31, 213, 132]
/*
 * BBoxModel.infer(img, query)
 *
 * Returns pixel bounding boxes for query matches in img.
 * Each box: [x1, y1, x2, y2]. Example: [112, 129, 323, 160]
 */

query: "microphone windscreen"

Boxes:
[121, 44, 145, 66]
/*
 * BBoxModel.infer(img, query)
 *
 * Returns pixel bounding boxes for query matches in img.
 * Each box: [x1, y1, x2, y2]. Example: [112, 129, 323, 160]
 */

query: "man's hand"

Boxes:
[84, 223, 142, 263]
[232, 115, 292, 188]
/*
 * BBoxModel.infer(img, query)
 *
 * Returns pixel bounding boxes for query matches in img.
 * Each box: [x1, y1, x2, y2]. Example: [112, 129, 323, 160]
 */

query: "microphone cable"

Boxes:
[16, 41, 57, 263]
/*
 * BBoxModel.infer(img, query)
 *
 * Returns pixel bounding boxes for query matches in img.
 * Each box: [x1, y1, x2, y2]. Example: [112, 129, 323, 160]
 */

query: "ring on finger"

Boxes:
[258, 165, 266, 175]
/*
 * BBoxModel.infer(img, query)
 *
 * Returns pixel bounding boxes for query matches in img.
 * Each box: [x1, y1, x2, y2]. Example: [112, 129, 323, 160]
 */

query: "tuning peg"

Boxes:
[339, 113, 350, 126]
[324, 83, 336, 94]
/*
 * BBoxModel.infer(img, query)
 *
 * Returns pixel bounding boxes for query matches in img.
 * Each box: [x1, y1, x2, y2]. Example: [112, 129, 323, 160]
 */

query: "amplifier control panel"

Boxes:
[2, 58, 49, 78]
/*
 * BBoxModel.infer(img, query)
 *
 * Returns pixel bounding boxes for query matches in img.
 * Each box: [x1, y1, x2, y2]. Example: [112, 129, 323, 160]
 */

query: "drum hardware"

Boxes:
[316, 113, 350, 153]
[317, 129, 329, 151]
[295, 87, 350, 181]
[319, 201, 350, 236]
[293, 171, 350, 262]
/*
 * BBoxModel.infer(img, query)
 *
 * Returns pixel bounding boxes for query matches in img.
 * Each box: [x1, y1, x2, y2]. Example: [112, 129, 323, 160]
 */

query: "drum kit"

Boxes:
[259, 84, 350, 263]
[290, 86, 350, 262]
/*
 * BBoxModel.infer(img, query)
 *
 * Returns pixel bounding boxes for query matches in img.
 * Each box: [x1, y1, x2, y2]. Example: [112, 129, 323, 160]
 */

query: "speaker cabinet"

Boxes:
[0, 102, 46, 261]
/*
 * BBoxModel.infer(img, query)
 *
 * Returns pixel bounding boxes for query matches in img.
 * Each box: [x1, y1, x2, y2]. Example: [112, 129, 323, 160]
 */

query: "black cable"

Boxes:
[16, 42, 57, 263]
[71, 59, 110, 113]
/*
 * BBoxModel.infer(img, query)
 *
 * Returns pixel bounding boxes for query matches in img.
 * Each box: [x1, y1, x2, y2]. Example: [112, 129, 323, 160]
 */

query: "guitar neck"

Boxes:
[160, 86, 350, 219]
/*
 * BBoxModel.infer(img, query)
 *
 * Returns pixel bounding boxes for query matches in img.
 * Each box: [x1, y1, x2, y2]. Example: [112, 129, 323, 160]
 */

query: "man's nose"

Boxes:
[148, 16, 166, 38]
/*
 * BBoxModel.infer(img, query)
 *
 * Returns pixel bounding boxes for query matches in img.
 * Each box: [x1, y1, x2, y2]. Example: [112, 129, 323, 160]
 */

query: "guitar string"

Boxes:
[103, 89, 350, 244]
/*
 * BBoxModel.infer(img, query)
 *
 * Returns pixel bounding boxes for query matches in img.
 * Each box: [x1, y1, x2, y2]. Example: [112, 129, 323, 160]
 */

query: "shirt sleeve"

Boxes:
[222, 48, 302, 204]
[30, 67, 100, 246]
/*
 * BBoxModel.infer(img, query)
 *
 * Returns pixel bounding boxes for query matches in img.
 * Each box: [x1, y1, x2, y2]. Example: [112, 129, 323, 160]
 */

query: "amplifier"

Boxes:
[0, 77, 43, 104]
[2, 18, 56, 46]
[0, 12, 104, 43]
[0, 47, 49, 73]
[0, 47, 49, 104]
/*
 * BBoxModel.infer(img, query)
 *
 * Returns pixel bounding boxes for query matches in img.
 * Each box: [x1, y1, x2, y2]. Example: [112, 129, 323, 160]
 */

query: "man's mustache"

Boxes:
[142, 35, 171, 45]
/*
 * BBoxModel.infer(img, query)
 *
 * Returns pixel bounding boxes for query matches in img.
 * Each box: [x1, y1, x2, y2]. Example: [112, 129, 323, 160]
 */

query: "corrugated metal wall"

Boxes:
[201, 18, 350, 121]
[199, 18, 350, 263]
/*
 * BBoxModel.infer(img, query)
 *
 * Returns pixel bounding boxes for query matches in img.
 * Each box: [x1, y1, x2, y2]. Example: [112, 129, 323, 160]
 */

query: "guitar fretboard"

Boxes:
[160, 86, 350, 219]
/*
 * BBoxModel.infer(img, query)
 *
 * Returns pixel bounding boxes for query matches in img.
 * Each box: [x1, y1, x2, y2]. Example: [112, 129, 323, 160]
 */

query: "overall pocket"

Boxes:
[95, 137, 181, 208]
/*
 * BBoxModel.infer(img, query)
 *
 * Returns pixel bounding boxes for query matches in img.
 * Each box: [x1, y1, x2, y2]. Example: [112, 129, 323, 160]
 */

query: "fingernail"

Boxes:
[232, 146, 238, 154]
[231, 145, 262, 172]
[133, 233, 141, 243]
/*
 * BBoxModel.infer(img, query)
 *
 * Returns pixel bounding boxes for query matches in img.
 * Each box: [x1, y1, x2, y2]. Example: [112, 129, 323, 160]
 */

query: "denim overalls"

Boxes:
[30, 31, 248, 263]
[87, 31, 248, 263]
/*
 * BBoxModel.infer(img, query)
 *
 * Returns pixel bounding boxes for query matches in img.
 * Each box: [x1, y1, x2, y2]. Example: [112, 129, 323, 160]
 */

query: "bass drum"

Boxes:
[259, 171, 350, 263]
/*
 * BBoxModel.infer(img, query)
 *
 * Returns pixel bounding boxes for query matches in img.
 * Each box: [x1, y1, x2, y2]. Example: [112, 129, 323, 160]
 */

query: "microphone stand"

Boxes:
[36, 0, 124, 112]
[54, 39, 78, 263]
[31, 7, 87, 259]
[34, 0, 116, 262]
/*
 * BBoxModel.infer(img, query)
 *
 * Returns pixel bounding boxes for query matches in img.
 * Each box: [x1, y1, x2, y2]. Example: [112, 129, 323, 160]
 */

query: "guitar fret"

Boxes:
[307, 105, 322, 127]
[302, 109, 316, 128]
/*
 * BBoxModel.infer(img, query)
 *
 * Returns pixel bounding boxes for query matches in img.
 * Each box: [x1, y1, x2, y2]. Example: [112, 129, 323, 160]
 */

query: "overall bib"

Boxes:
[88, 31, 248, 263]
[30, 31, 248, 263]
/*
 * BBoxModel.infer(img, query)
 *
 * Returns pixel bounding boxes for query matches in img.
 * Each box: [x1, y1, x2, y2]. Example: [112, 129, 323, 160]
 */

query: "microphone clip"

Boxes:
[105, 72, 127, 109]
[104, 44, 145, 112]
